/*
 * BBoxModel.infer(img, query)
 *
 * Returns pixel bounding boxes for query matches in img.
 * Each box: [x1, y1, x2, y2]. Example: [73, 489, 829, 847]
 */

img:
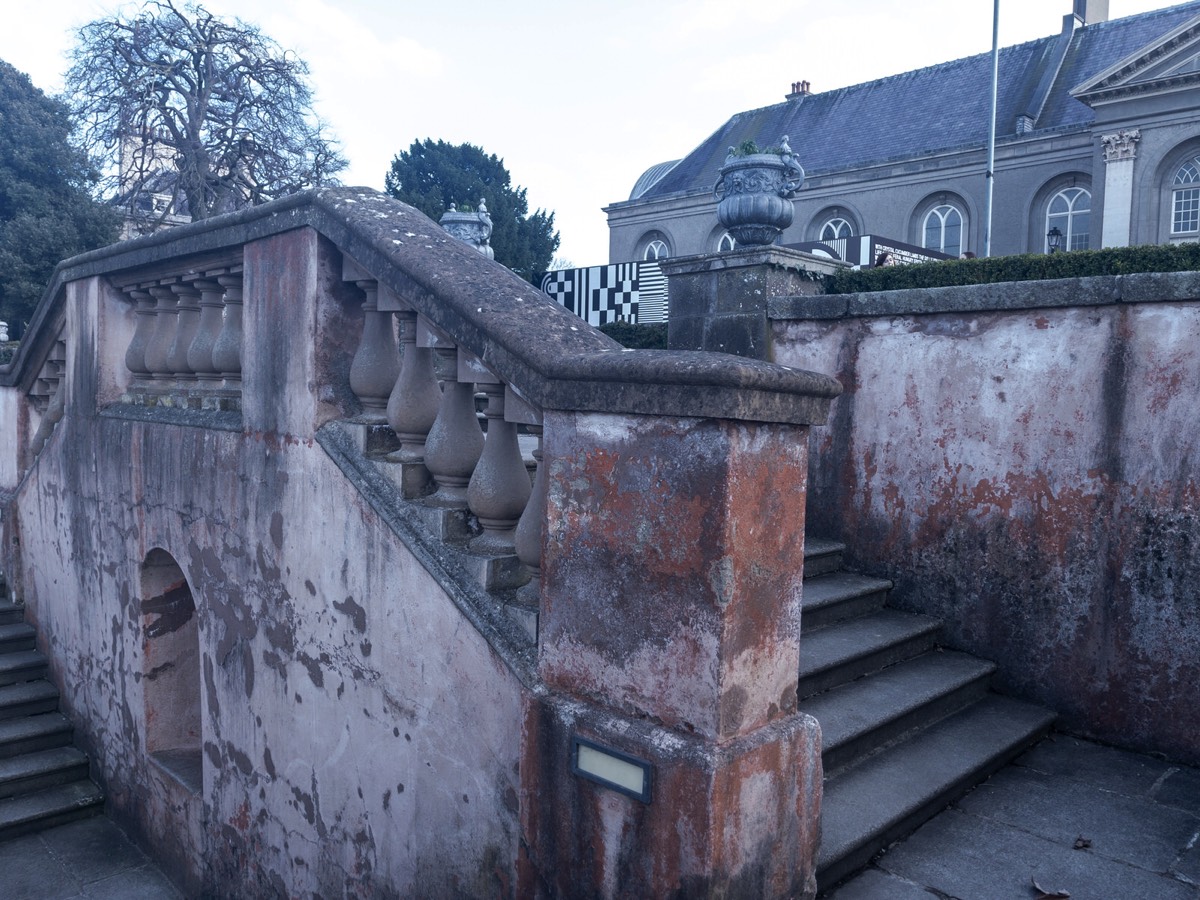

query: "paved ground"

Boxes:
[827, 733, 1200, 899]
[0, 733, 1195, 899]
[0, 815, 181, 900]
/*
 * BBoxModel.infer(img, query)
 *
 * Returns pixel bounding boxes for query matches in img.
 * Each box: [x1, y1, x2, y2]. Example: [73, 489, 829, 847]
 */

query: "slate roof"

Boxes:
[638, 2, 1200, 201]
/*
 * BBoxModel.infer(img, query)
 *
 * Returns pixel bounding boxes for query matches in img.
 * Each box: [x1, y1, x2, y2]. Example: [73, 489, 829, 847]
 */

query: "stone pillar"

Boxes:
[659, 247, 845, 361]
[1100, 129, 1140, 248]
[521, 410, 822, 898]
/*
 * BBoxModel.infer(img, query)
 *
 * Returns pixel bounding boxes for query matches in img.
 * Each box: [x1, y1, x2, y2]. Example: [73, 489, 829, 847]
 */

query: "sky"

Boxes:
[0, 0, 1183, 267]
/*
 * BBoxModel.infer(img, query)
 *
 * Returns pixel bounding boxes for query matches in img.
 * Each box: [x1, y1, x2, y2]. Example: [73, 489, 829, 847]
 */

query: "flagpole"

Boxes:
[984, 0, 999, 257]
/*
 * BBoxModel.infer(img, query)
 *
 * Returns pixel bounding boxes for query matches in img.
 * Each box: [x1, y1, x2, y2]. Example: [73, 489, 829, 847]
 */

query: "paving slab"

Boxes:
[867, 807, 1198, 900]
[1158, 765, 1200, 814]
[40, 816, 155, 886]
[956, 764, 1199, 873]
[0, 829, 81, 900]
[1014, 733, 1174, 798]
[822, 867, 937, 899]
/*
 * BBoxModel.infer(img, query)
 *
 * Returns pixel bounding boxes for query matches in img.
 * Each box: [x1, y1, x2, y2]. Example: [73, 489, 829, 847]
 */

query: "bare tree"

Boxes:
[66, 0, 346, 230]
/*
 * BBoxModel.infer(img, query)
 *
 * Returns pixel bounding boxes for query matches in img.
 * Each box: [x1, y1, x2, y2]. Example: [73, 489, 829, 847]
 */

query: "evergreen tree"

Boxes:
[385, 139, 560, 283]
[0, 60, 119, 334]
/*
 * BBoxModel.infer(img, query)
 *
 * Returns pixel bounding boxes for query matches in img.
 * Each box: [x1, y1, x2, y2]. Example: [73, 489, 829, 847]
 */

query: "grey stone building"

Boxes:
[605, 0, 1200, 262]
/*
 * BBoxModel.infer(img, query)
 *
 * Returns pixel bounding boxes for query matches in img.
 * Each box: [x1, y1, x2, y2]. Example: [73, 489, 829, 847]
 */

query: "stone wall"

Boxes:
[8, 237, 527, 896]
[772, 273, 1200, 766]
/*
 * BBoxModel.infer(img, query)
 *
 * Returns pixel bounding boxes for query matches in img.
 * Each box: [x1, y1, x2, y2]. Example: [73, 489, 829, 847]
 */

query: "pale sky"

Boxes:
[0, 0, 1181, 266]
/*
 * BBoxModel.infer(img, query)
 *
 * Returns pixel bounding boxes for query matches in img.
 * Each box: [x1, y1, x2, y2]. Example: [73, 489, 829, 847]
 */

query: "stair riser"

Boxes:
[803, 552, 844, 579]
[822, 675, 993, 776]
[799, 631, 938, 700]
[800, 630, 939, 699]
[0, 730, 73, 760]
[816, 721, 1053, 889]
[803, 588, 889, 631]
[0, 636, 36, 654]
[0, 697, 60, 721]
[0, 763, 91, 800]
[0, 666, 49, 688]
[0, 610, 23, 627]
[0, 802, 103, 842]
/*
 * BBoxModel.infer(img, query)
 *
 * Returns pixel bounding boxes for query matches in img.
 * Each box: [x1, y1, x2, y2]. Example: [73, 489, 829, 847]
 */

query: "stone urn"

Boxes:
[439, 199, 495, 259]
[713, 136, 805, 246]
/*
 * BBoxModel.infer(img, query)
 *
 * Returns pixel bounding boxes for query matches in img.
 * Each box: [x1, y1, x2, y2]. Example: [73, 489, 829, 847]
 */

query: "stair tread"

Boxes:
[802, 572, 893, 608]
[0, 781, 104, 829]
[0, 680, 59, 709]
[799, 609, 941, 679]
[804, 537, 845, 559]
[0, 746, 87, 782]
[0, 623, 34, 641]
[0, 650, 47, 672]
[806, 650, 996, 755]
[0, 713, 71, 743]
[818, 694, 1056, 874]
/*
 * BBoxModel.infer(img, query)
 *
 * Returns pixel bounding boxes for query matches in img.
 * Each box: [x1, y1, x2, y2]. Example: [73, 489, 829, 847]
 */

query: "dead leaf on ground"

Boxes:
[1073, 835, 1092, 850]
[1032, 878, 1070, 898]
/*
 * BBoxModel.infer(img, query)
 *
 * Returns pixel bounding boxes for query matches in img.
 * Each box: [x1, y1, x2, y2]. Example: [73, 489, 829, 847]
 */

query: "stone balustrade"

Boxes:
[0, 188, 841, 898]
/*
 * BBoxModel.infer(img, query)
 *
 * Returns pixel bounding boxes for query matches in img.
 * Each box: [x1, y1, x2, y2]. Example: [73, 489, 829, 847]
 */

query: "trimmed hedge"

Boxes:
[824, 243, 1200, 294]
[599, 321, 668, 349]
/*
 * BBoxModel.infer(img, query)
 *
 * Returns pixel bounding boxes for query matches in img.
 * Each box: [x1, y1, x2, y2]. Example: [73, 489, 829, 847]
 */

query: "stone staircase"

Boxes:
[0, 573, 104, 840]
[801, 539, 1056, 892]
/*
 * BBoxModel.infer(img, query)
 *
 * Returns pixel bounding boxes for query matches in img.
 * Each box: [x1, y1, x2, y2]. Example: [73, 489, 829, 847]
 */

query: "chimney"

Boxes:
[1065, 0, 1109, 31]
[786, 80, 812, 101]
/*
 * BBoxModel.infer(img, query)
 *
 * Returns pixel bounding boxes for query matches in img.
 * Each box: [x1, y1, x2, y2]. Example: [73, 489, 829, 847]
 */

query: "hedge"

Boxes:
[824, 243, 1200, 294]
[598, 321, 668, 349]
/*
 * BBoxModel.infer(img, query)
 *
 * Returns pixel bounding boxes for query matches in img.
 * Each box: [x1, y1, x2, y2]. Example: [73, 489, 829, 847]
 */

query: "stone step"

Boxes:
[806, 650, 997, 776]
[0, 601, 24, 627]
[0, 746, 90, 799]
[0, 623, 36, 654]
[0, 680, 60, 721]
[816, 694, 1056, 890]
[798, 609, 941, 700]
[0, 649, 49, 687]
[0, 713, 73, 760]
[803, 537, 845, 579]
[0, 780, 104, 841]
[801, 572, 892, 631]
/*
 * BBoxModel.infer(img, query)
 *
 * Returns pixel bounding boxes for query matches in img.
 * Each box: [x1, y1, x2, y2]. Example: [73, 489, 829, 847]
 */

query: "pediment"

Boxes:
[1073, 14, 1200, 104]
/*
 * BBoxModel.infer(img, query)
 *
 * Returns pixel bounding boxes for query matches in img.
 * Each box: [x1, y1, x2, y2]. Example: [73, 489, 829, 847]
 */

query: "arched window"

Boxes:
[1046, 187, 1091, 251]
[1172, 159, 1200, 235]
[643, 239, 669, 261]
[820, 218, 853, 241]
[717, 232, 736, 252]
[923, 205, 964, 257]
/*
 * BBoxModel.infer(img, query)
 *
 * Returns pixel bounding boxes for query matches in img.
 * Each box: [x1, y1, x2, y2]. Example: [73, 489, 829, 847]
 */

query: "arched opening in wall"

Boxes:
[636, 230, 673, 262]
[140, 548, 202, 793]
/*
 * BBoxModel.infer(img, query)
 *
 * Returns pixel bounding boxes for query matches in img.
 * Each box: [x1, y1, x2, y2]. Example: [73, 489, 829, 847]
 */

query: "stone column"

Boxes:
[1100, 129, 1140, 248]
[522, 410, 823, 898]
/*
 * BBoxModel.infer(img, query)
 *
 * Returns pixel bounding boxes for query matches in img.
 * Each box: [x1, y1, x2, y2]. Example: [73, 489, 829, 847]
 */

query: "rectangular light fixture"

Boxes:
[571, 735, 652, 803]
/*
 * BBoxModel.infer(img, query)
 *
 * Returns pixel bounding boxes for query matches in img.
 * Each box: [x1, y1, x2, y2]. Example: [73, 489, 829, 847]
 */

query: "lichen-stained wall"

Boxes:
[775, 294, 1200, 765]
[11, 243, 525, 896]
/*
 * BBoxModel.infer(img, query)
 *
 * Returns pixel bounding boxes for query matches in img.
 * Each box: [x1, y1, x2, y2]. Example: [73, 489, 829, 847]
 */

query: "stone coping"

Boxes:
[2, 188, 840, 426]
[769, 269, 1200, 321]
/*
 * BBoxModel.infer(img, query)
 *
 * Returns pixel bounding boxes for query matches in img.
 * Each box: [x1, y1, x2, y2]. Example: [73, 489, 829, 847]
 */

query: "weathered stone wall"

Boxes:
[773, 275, 1200, 765]
[9, 237, 526, 896]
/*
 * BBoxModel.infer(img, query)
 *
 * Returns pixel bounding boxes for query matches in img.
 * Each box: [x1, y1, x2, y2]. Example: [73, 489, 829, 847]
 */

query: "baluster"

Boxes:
[349, 279, 400, 420]
[187, 276, 224, 380]
[514, 421, 546, 611]
[212, 272, 243, 384]
[466, 373, 532, 554]
[387, 310, 441, 462]
[124, 287, 156, 378]
[144, 281, 179, 379]
[168, 282, 201, 379]
[422, 347, 483, 508]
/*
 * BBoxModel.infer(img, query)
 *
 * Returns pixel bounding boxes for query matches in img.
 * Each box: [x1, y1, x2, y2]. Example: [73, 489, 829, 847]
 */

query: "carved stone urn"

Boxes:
[713, 136, 805, 246]
[439, 199, 495, 259]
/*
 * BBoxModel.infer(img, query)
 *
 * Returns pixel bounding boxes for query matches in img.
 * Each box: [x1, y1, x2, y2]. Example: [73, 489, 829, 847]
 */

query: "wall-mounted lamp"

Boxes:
[571, 735, 652, 803]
